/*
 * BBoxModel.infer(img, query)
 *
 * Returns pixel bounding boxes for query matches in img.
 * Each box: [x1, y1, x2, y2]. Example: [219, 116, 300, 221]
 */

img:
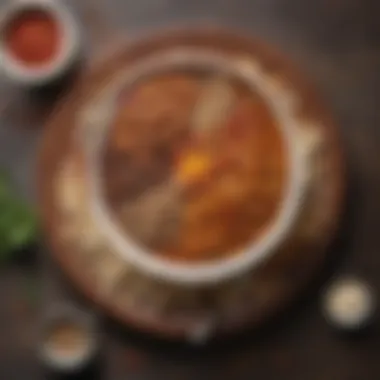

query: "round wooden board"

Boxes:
[37, 28, 345, 340]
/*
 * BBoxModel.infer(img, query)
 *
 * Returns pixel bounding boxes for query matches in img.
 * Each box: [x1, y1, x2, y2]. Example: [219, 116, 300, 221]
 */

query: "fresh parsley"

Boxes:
[0, 172, 38, 259]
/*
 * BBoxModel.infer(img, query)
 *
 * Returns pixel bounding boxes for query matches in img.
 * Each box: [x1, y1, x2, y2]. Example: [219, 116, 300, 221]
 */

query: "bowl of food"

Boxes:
[79, 48, 308, 286]
[0, 0, 81, 87]
[39, 304, 98, 373]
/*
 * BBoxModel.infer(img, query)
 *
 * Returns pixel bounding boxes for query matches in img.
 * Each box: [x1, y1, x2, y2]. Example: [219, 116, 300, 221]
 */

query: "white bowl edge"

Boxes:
[82, 48, 308, 286]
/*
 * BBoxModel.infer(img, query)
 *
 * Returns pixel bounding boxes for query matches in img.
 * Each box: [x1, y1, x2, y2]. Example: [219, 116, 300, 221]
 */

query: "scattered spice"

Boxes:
[5, 9, 61, 67]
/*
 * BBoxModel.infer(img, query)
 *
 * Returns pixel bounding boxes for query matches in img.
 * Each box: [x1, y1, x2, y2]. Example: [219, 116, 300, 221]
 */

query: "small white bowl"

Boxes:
[39, 304, 98, 373]
[322, 277, 376, 331]
[82, 48, 308, 287]
[0, 0, 81, 87]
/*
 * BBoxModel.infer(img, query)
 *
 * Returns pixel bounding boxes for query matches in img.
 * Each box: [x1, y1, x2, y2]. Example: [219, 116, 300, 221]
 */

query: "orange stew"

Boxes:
[103, 73, 287, 263]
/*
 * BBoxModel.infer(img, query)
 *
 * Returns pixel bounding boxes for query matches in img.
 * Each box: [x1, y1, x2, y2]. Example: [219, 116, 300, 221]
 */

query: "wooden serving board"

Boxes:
[37, 28, 345, 340]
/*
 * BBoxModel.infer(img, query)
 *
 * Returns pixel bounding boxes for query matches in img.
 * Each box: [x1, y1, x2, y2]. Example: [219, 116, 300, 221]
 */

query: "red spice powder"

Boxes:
[5, 9, 61, 67]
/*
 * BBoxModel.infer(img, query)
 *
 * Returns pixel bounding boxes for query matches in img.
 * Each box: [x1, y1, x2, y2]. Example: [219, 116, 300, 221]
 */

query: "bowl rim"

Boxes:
[0, 0, 81, 86]
[82, 48, 308, 286]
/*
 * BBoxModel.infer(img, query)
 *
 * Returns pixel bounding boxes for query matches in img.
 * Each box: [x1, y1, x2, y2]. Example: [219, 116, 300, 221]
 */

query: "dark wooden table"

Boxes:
[1, 0, 380, 379]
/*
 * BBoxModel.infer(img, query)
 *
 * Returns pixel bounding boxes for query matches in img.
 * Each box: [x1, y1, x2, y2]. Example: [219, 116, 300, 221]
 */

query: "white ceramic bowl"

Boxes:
[81, 48, 308, 287]
[39, 304, 98, 373]
[0, 0, 81, 87]
[322, 277, 376, 330]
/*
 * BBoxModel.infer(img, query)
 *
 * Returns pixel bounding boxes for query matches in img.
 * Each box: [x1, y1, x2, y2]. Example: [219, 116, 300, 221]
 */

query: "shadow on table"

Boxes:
[1, 62, 83, 131]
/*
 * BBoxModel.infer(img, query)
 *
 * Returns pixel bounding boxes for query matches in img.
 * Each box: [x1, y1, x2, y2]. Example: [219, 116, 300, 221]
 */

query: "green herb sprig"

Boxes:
[0, 172, 38, 259]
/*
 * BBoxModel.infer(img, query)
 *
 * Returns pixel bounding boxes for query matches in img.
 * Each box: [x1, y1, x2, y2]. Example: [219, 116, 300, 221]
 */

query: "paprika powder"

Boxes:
[5, 9, 61, 67]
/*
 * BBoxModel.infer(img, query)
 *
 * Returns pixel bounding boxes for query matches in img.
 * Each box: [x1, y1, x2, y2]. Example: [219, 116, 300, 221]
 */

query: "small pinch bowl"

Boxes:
[82, 48, 308, 287]
[39, 304, 99, 373]
[0, 0, 81, 87]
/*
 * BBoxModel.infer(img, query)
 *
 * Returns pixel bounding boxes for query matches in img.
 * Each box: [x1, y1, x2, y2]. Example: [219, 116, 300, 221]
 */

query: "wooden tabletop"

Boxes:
[0, 0, 380, 379]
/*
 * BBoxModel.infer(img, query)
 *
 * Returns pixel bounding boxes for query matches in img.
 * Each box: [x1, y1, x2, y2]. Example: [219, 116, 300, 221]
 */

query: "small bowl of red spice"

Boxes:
[0, 0, 81, 87]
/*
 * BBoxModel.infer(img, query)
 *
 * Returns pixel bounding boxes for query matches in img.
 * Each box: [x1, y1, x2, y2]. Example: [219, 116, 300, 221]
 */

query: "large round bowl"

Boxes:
[38, 28, 345, 340]
[80, 48, 308, 286]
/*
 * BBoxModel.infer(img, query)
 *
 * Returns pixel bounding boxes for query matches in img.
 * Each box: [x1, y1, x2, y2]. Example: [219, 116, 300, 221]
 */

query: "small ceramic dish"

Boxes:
[0, 0, 81, 87]
[322, 277, 376, 331]
[39, 304, 98, 373]
[81, 48, 308, 287]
